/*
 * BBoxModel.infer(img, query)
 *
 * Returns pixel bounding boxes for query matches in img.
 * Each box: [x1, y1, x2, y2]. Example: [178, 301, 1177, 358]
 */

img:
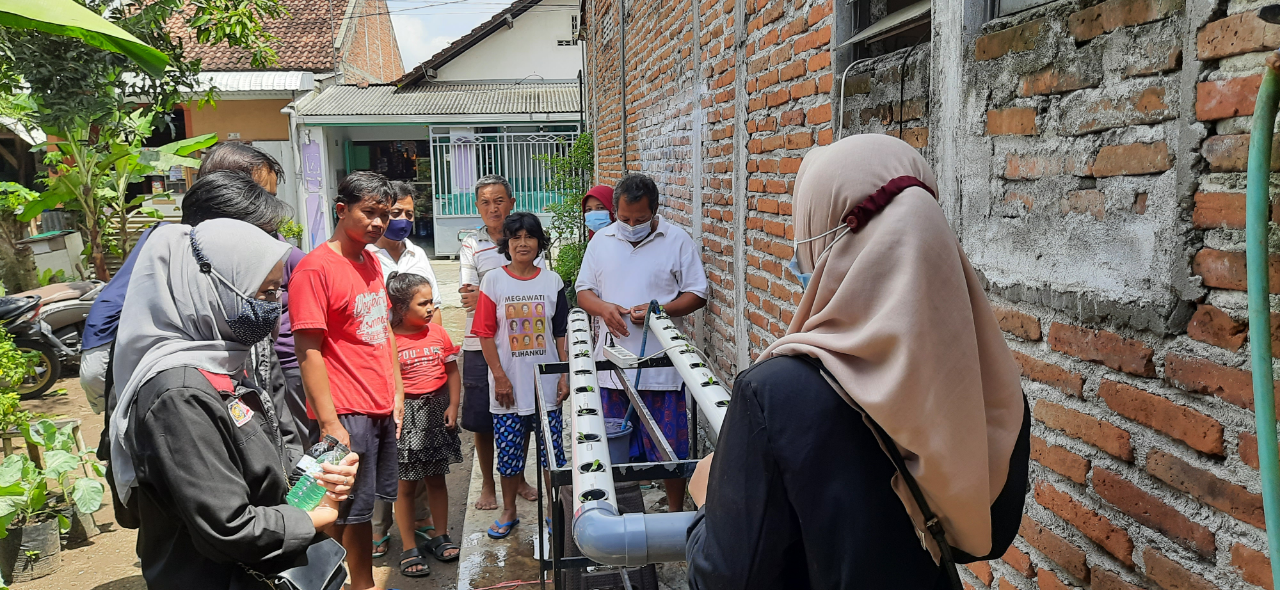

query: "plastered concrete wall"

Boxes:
[586, 0, 1280, 587]
[436, 0, 583, 82]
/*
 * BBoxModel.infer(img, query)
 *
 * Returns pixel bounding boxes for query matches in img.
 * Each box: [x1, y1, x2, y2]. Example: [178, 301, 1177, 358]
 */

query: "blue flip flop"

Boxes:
[487, 518, 520, 539]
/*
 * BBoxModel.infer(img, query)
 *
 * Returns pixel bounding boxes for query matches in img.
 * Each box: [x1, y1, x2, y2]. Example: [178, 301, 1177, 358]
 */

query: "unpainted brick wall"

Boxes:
[585, 0, 1280, 587]
[340, 0, 405, 84]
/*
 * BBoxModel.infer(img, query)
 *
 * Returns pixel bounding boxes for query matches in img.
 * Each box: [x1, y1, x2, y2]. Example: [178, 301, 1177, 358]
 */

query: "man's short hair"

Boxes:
[615, 174, 659, 214]
[198, 143, 284, 182]
[336, 171, 396, 208]
[180, 170, 290, 233]
[391, 180, 418, 202]
[475, 174, 513, 199]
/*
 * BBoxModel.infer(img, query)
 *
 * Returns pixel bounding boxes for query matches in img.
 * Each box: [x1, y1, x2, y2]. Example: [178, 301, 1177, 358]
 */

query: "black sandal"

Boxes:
[398, 547, 431, 577]
[424, 533, 460, 562]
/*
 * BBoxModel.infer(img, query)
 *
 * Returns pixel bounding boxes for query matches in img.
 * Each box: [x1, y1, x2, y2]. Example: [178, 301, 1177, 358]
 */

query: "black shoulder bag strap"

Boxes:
[800, 356, 964, 590]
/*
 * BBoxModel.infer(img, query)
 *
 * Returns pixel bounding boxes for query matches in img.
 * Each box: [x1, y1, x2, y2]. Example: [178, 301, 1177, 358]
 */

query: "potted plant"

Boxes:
[20, 420, 105, 544]
[0, 420, 105, 584]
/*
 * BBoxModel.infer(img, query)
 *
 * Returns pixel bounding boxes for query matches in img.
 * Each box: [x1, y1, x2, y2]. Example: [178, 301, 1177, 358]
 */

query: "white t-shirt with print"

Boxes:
[459, 226, 547, 351]
[472, 267, 567, 415]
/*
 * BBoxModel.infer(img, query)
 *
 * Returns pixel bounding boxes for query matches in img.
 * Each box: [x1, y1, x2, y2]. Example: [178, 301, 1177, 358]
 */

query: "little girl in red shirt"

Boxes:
[387, 272, 462, 576]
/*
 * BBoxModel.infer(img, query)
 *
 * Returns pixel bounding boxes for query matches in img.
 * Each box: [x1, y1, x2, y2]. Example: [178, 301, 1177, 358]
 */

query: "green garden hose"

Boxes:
[1245, 39, 1280, 590]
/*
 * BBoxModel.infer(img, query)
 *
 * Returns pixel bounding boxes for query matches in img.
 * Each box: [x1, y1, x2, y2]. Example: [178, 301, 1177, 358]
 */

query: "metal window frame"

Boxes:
[840, 0, 933, 55]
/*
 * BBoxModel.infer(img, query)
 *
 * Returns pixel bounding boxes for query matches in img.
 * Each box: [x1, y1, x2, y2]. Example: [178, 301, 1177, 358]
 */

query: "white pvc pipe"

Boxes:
[567, 309, 618, 515]
[646, 312, 730, 436]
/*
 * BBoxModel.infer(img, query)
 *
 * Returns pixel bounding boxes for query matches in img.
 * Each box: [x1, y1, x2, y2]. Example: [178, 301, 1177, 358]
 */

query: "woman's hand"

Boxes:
[557, 375, 570, 404]
[308, 453, 359, 530]
[689, 453, 714, 508]
[444, 403, 459, 430]
[494, 373, 515, 408]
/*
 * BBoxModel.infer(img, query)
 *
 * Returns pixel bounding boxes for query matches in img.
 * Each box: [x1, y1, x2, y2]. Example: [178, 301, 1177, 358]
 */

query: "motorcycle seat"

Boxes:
[0, 296, 39, 323]
[17, 282, 97, 306]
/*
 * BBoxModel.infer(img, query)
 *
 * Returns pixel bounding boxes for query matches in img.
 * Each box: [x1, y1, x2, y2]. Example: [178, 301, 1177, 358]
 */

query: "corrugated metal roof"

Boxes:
[197, 71, 316, 92]
[297, 82, 580, 116]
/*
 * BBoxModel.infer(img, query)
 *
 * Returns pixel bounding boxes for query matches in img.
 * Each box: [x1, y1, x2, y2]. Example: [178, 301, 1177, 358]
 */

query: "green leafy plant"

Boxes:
[0, 182, 38, 292]
[17, 114, 216, 274]
[36, 269, 65, 287]
[278, 218, 304, 242]
[0, 420, 105, 537]
[532, 132, 595, 305]
[0, 0, 285, 278]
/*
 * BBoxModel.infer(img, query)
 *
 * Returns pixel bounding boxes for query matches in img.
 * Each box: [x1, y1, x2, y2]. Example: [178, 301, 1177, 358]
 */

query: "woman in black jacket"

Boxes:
[110, 218, 359, 588]
[686, 134, 1031, 589]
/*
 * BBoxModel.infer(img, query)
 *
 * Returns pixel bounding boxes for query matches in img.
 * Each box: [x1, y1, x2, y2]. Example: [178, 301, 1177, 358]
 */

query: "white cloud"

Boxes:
[392, 16, 457, 71]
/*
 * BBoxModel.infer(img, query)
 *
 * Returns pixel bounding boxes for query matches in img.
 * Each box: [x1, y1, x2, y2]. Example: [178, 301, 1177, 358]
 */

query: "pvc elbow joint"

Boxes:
[572, 501, 698, 566]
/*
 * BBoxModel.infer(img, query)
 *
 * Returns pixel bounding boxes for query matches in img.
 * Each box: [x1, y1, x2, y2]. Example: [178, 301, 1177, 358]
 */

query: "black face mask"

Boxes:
[191, 232, 282, 345]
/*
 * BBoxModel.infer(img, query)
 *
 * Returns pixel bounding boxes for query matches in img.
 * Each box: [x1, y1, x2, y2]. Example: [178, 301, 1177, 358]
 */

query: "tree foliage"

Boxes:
[533, 132, 595, 304]
[0, 0, 284, 278]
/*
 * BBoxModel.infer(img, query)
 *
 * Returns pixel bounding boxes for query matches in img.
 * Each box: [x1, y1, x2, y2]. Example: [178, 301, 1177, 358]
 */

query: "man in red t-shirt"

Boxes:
[289, 171, 405, 590]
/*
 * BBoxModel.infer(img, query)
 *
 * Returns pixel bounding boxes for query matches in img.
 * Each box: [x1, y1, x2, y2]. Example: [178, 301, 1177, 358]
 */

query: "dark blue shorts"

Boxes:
[335, 413, 399, 525]
[461, 350, 493, 433]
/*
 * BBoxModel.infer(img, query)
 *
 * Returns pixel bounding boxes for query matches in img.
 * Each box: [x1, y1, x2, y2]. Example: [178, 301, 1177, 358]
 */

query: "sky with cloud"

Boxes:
[389, 1, 507, 72]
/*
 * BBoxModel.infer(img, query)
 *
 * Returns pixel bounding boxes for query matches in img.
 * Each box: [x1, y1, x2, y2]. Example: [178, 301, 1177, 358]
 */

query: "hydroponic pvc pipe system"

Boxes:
[1244, 12, 1280, 589]
[565, 309, 711, 566]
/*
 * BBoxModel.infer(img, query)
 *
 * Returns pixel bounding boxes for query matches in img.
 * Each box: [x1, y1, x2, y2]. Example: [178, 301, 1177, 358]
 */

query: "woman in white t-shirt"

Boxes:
[471, 212, 570, 539]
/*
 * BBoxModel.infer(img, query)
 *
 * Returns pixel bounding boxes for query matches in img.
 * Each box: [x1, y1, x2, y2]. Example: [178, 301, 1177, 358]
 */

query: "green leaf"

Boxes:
[70, 478, 103, 514]
[55, 514, 69, 533]
[15, 189, 73, 222]
[26, 486, 44, 515]
[53, 423, 75, 452]
[155, 133, 218, 156]
[0, 0, 170, 77]
[0, 510, 17, 539]
[90, 463, 105, 478]
[40, 451, 78, 481]
[138, 206, 164, 219]
[0, 456, 24, 488]
[23, 419, 56, 449]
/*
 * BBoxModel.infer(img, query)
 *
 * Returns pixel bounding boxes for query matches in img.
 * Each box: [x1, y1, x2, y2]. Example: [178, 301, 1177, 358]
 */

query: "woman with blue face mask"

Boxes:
[582, 184, 615, 238]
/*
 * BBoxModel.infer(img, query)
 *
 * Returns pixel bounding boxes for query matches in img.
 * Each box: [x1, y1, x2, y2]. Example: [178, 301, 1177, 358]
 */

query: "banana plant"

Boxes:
[17, 112, 216, 277]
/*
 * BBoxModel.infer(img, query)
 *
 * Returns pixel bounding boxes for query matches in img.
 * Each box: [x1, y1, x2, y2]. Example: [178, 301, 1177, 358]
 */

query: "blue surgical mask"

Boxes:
[585, 210, 612, 232]
[618, 218, 653, 242]
[384, 218, 413, 241]
[789, 224, 853, 291]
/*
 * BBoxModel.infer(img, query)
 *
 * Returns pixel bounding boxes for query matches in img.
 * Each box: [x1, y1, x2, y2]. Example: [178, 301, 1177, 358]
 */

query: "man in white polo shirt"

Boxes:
[575, 173, 708, 512]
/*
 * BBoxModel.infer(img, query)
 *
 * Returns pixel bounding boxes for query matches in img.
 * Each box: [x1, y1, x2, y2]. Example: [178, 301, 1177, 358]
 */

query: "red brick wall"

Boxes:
[586, 0, 1280, 587]
[340, 0, 404, 84]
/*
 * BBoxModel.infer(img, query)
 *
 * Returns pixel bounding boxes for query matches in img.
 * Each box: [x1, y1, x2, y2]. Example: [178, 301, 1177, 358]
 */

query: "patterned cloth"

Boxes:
[398, 391, 463, 481]
[493, 409, 566, 477]
[601, 387, 689, 462]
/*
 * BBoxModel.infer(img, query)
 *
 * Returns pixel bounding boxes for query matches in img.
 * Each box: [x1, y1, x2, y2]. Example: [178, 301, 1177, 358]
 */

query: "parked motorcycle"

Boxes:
[0, 281, 103, 397]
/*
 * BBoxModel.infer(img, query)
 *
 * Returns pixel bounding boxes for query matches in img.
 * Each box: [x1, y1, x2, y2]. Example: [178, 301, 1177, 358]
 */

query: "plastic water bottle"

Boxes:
[285, 436, 351, 511]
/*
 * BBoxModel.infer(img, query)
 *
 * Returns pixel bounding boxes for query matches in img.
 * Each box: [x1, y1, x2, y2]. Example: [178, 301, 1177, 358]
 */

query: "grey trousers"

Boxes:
[372, 480, 431, 539]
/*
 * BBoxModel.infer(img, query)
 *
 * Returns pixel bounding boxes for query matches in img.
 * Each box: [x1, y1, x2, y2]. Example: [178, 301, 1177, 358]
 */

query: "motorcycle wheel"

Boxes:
[14, 339, 59, 398]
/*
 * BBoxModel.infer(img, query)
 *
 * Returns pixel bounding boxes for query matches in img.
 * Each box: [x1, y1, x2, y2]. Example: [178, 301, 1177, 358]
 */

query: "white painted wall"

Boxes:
[435, 0, 582, 82]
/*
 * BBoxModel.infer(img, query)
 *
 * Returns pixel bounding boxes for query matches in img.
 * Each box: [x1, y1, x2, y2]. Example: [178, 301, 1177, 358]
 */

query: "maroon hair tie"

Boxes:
[844, 176, 936, 232]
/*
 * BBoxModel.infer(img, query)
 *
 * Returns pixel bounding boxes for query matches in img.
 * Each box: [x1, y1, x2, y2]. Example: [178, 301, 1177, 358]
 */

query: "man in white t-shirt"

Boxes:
[575, 173, 709, 512]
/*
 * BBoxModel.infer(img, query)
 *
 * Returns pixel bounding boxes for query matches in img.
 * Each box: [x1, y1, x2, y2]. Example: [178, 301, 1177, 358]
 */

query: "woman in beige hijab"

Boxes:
[685, 134, 1030, 589]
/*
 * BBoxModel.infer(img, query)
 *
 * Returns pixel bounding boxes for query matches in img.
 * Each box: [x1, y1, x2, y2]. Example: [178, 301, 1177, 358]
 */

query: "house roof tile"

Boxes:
[297, 82, 579, 116]
[167, 0, 344, 72]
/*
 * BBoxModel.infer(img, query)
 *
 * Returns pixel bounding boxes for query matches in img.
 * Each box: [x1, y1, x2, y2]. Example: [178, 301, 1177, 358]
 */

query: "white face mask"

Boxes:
[618, 218, 653, 242]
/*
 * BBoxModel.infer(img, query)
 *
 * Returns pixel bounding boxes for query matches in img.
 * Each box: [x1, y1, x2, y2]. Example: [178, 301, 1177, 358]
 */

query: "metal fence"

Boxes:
[429, 130, 579, 218]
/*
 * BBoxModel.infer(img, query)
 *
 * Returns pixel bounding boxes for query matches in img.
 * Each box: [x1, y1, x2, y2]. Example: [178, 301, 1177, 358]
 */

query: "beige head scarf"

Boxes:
[762, 134, 1025, 558]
